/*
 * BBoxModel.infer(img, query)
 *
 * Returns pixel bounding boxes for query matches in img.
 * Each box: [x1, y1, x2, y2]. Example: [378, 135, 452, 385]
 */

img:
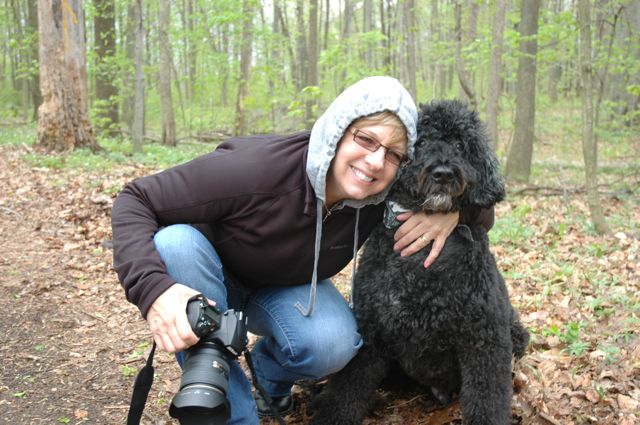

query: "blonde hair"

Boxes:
[350, 111, 408, 150]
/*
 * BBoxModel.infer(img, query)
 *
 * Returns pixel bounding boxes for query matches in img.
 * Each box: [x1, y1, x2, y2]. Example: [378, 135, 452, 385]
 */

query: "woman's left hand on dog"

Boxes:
[393, 210, 460, 268]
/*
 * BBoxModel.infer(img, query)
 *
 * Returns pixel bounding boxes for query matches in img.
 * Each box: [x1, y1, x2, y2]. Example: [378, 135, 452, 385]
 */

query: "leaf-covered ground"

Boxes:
[0, 142, 638, 424]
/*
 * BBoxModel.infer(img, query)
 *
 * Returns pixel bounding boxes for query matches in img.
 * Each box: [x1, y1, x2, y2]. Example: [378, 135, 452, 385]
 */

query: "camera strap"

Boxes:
[126, 341, 156, 425]
[244, 351, 287, 425]
[126, 341, 287, 425]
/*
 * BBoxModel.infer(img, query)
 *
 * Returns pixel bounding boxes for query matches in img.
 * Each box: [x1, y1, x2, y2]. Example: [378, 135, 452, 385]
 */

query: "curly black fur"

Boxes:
[309, 100, 529, 425]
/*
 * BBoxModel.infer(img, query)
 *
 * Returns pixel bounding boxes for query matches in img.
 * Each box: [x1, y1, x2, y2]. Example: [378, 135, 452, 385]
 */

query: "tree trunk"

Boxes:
[295, 0, 308, 92]
[577, 0, 609, 234]
[363, 0, 374, 65]
[37, 0, 96, 151]
[121, 1, 136, 132]
[305, 0, 319, 127]
[547, 0, 562, 103]
[158, 0, 176, 146]
[505, 0, 540, 182]
[486, 0, 507, 147]
[431, 0, 446, 97]
[404, 0, 417, 97]
[27, 0, 41, 121]
[94, 0, 119, 135]
[132, 0, 145, 153]
[454, 0, 477, 109]
[234, 0, 253, 136]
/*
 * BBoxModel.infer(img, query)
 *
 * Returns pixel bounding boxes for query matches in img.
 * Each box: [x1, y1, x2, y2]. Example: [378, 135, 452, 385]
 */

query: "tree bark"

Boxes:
[158, 0, 176, 146]
[431, 0, 446, 97]
[234, 0, 253, 136]
[132, 0, 145, 153]
[454, 0, 477, 109]
[26, 0, 41, 121]
[306, 0, 319, 127]
[577, 0, 609, 234]
[404, 0, 417, 97]
[37, 0, 96, 151]
[506, 0, 540, 182]
[121, 1, 136, 131]
[94, 0, 119, 135]
[295, 0, 308, 92]
[486, 0, 507, 147]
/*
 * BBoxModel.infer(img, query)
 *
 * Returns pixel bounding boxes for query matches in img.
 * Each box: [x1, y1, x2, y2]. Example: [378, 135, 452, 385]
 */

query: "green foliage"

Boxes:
[542, 321, 590, 356]
[489, 204, 534, 245]
[121, 365, 137, 378]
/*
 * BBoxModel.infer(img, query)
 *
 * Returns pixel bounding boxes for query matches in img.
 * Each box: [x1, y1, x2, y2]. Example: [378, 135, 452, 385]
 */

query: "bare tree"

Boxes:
[26, 0, 41, 121]
[37, 0, 96, 151]
[121, 1, 136, 132]
[159, 0, 176, 146]
[430, 0, 446, 97]
[486, 0, 508, 147]
[506, 0, 540, 182]
[454, 0, 477, 109]
[132, 0, 145, 153]
[94, 0, 119, 135]
[577, 0, 609, 234]
[234, 0, 254, 135]
[404, 0, 417, 97]
[306, 0, 319, 127]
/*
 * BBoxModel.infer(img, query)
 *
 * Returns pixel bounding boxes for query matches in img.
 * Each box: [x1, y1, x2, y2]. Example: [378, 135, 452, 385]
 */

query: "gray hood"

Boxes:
[306, 76, 418, 209]
[296, 77, 417, 317]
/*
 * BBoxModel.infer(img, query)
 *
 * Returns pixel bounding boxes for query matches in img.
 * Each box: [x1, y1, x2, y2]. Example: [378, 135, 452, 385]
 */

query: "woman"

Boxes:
[112, 76, 482, 424]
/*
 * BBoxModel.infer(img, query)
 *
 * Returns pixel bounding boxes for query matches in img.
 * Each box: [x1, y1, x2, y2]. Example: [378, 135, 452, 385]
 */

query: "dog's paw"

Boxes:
[308, 391, 359, 425]
[429, 385, 454, 405]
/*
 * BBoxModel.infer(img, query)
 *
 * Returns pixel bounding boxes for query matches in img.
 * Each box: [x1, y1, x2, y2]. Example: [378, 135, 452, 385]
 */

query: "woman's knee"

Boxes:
[292, 318, 363, 378]
[153, 224, 227, 305]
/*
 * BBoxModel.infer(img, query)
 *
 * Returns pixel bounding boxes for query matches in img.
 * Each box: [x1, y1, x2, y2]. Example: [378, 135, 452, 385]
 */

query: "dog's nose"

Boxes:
[431, 166, 454, 184]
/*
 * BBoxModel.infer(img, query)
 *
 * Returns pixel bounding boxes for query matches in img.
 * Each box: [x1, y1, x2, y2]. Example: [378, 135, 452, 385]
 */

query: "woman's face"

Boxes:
[325, 124, 407, 208]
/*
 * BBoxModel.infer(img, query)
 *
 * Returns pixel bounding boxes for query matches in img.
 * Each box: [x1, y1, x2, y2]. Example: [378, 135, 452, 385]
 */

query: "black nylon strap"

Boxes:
[127, 342, 157, 425]
[244, 351, 286, 425]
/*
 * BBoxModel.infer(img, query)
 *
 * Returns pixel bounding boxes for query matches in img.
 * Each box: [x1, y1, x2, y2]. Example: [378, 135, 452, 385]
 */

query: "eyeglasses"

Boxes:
[351, 128, 411, 168]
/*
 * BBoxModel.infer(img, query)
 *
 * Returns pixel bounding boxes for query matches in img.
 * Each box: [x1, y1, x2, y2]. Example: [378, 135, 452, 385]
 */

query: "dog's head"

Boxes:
[388, 100, 505, 213]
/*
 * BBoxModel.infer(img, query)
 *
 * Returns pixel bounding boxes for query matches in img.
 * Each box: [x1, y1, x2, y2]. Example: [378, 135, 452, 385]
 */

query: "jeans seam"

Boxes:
[249, 297, 299, 364]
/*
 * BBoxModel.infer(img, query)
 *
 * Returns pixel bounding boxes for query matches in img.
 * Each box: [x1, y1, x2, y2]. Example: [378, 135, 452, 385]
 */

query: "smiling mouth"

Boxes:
[351, 166, 374, 183]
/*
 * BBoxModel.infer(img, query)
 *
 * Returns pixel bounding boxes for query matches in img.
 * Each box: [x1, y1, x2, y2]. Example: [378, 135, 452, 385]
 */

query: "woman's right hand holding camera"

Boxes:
[147, 283, 211, 353]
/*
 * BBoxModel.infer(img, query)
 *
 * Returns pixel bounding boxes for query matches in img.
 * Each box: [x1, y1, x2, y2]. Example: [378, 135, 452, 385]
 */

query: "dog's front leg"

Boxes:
[309, 344, 389, 425]
[456, 341, 514, 425]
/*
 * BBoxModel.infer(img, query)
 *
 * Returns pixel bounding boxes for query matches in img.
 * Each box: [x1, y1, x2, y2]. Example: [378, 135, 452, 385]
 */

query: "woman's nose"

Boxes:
[365, 147, 386, 169]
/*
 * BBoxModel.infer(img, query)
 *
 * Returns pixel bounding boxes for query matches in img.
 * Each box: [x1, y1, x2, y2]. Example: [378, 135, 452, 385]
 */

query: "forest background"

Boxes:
[0, 0, 638, 424]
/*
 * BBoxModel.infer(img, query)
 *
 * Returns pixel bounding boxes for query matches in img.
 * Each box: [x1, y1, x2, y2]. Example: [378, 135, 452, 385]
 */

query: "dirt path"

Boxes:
[1, 144, 638, 425]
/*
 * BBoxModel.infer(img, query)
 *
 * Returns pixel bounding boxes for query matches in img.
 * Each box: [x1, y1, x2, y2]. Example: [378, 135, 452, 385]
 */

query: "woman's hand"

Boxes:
[393, 210, 459, 268]
[146, 283, 214, 353]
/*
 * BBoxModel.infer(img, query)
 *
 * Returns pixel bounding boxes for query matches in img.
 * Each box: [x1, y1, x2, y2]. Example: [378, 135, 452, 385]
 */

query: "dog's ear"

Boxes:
[465, 115, 506, 208]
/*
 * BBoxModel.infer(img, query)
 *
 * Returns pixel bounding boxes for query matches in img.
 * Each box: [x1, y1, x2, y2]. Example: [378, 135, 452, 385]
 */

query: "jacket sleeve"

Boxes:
[111, 149, 254, 318]
[459, 205, 496, 231]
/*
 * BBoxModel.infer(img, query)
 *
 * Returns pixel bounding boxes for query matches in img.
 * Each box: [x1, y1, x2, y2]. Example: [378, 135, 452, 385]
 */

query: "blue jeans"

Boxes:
[154, 224, 363, 425]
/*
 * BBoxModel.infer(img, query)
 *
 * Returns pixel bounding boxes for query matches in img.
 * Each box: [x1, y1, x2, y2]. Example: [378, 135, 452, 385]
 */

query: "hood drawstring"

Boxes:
[295, 202, 361, 316]
[295, 199, 324, 316]
[349, 208, 360, 308]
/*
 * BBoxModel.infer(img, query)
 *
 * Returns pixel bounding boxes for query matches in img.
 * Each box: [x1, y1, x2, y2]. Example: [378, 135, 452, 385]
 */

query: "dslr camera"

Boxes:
[169, 295, 248, 425]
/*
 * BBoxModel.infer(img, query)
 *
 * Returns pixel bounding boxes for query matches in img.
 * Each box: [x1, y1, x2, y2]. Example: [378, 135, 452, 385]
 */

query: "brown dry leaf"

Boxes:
[74, 409, 88, 419]
[585, 389, 601, 404]
[616, 394, 640, 413]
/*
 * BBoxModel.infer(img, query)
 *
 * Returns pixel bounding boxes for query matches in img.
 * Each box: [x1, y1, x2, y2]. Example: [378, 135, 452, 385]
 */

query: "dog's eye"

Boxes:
[455, 142, 465, 152]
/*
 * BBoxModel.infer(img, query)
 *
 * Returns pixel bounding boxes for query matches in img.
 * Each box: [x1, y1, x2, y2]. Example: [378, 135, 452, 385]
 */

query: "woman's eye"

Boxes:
[357, 135, 377, 147]
[387, 151, 403, 163]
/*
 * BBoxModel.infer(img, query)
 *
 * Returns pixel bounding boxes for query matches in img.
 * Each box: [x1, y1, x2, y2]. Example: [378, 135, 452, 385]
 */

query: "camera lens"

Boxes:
[169, 342, 232, 424]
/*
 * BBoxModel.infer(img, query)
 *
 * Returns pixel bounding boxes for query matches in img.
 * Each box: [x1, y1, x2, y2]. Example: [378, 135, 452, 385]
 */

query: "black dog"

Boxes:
[310, 100, 529, 425]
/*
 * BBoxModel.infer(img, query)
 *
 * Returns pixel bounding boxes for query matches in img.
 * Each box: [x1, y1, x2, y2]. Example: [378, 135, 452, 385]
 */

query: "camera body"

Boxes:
[169, 295, 248, 425]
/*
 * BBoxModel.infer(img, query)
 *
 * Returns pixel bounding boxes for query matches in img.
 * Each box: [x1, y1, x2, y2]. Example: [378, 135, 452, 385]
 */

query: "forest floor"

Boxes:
[0, 141, 638, 425]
